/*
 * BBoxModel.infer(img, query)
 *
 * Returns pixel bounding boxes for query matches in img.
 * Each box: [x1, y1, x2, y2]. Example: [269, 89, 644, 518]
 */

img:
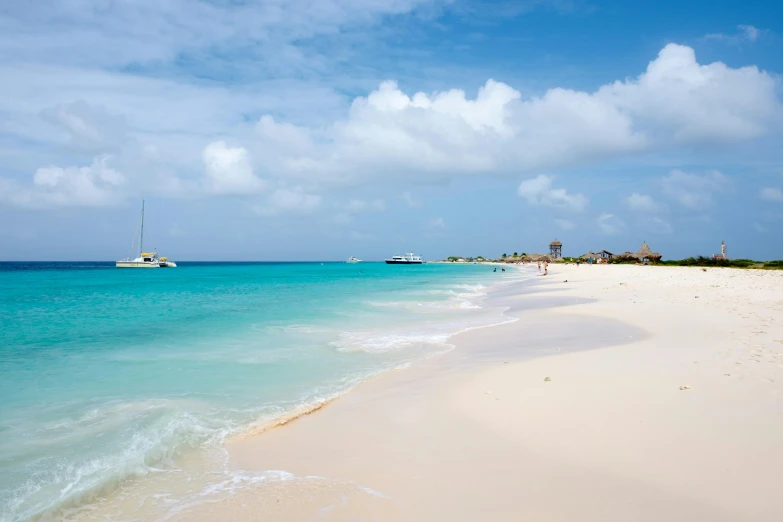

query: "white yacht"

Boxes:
[385, 252, 423, 265]
[116, 201, 177, 268]
[347, 256, 362, 263]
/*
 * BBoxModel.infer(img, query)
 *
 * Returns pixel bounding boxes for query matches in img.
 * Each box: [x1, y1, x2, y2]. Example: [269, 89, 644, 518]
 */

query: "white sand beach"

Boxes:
[181, 264, 783, 521]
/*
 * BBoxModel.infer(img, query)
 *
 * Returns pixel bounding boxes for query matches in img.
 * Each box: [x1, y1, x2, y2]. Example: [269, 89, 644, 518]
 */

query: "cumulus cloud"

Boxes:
[253, 187, 321, 215]
[202, 141, 265, 195]
[625, 193, 660, 212]
[598, 44, 778, 143]
[518, 175, 588, 211]
[760, 187, 783, 203]
[242, 43, 779, 186]
[661, 169, 729, 209]
[0, 156, 124, 208]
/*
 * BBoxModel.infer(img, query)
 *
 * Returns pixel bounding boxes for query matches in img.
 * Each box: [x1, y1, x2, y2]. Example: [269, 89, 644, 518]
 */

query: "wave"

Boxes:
[0, 267, 532, 521]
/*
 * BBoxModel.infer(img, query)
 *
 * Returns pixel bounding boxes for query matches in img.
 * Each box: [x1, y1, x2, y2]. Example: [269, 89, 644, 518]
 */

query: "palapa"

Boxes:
[636, 242, 662, 262]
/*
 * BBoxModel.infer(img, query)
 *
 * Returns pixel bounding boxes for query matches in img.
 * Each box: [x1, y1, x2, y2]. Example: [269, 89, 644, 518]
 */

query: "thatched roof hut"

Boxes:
[580, 251, 598, 260]
[636, 241, 662, 262]
[614, 251, 638, 261]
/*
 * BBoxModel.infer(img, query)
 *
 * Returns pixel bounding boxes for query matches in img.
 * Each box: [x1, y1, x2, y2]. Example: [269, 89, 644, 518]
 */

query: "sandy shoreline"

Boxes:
[126, 264, 783, 521]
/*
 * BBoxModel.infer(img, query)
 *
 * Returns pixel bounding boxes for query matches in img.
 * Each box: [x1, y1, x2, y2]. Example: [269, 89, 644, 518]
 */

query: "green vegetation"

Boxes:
[661, 257, 756, 268]
[659, 257, 783, 269]
[607, 257, 641, 265]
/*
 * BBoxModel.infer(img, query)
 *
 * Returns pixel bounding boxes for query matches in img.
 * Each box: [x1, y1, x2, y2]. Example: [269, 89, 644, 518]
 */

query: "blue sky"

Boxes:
[1, 0, 782, 261]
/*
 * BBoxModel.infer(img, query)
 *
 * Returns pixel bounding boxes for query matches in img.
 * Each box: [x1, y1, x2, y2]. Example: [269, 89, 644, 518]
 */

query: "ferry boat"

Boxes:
[116, 201, 177, 268]
[347, 256, 362, 263]
[385, 252, 423, 265]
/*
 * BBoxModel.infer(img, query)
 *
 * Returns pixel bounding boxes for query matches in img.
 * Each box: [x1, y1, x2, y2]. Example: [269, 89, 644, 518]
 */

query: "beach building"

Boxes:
[549, 240, 562, 259]
[636, 241, 662, 263]
[597, 250, 613, 260]
[712, 241, 728, 260]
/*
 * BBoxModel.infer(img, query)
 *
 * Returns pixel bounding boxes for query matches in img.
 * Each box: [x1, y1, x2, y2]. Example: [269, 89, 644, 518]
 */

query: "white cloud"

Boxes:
[555, 219, 574, 230]
[760, 187, 783, 203]
[518, 174, 588, 211]
[202, 141, 265, 195]
[598, 44, 778, 143]
[0, 156, 124, 208]
[740, 25, 762, 41]
[625, 193, 660, 212]
[253, 187, 321, 215]
[705, 24, 764, 44]
[661, 169, 729, 209]
[597, 213, 625, 235]
[0, 39, 778, 207]
[243, 43, 779, 186]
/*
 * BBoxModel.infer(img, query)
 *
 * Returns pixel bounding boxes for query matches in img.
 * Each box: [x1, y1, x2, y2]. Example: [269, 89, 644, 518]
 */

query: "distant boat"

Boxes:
[347, 256, 362, 263]
[116, 201, 177, 268]
[385, 252, 423, 265]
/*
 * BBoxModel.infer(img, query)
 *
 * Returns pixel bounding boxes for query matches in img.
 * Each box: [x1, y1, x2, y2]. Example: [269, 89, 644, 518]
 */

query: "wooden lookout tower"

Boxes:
[549, 240, 562, 259]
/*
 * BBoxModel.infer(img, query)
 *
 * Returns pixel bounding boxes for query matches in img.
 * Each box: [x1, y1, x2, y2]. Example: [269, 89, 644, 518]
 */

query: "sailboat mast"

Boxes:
[139, 200, 145, 257]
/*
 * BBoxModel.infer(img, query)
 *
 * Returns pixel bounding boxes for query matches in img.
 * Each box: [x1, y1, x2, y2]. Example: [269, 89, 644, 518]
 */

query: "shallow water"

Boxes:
[0, 261, 527, 521]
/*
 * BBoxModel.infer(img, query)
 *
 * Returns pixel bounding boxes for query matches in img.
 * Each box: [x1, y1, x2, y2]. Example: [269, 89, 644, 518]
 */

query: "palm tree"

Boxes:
[513, 252, 518, 257]
[501, 253, 507, 258]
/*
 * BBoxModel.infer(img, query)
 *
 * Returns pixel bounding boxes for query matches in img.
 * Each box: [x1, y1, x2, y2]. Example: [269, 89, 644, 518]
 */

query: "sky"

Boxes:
[1, 0, 782, 261]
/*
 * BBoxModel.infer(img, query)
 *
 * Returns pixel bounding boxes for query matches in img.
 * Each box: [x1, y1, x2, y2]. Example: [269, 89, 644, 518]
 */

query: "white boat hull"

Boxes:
[115, 261, 160, 268]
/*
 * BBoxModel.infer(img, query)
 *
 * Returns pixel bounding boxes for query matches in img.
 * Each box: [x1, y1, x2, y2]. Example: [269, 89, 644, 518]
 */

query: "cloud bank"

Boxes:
[0, 43, 780, 209]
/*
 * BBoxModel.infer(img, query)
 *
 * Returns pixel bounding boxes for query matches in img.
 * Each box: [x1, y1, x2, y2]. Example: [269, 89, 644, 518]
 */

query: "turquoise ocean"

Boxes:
[0, 261, 527, 521]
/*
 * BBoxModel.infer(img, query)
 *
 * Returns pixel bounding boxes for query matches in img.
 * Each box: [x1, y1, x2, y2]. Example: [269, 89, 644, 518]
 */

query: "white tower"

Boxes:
[721, 241, 727, 259]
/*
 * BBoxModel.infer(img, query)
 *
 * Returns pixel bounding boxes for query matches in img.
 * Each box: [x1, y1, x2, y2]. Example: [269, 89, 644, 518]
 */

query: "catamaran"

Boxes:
[116, 201, 177, 268]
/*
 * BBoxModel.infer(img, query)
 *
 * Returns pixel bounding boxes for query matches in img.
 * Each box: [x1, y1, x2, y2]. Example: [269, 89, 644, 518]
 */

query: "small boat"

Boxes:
[159, 257, 177, 268]
[116, 201, 177, 268]
[347, 256, 362, 263]
[385, 252, 423, 265]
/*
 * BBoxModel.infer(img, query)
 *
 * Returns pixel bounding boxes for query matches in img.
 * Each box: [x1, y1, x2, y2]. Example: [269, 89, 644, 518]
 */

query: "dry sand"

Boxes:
[188, 265, 783, 521]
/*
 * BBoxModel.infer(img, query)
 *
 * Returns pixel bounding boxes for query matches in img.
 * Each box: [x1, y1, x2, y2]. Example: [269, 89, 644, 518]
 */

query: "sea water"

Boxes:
[0, 262, 526, 521]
